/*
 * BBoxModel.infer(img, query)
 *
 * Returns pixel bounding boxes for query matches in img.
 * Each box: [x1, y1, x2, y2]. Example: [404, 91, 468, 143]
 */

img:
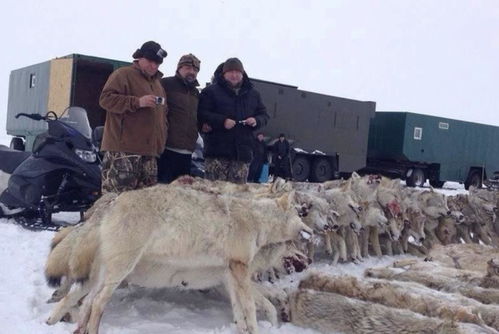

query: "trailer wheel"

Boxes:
[465, 170, 482, 190]
[292, 156, 311, 182]
[10, 137, 24, 151]
[310, 157, 333, 182]
[406, 168, 425, 187]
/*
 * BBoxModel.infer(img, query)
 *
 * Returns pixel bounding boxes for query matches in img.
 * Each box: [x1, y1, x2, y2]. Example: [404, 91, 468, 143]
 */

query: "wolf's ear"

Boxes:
[277, 190, 295, 210]
[340, 179, 351, 192]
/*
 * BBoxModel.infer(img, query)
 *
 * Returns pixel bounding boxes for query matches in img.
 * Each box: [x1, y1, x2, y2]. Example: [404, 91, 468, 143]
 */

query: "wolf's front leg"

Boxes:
[351, 230, 362, 261]
[251, 284, 278, 326]
[337, 233, 348, 262]
[327, 232, 340, 265]
[369, 226, 382, 257]
[323, 231, 333, 256]
[306, 242, 315, 260]
[359, 229, 369, 258]
[227, 259, 258, 334]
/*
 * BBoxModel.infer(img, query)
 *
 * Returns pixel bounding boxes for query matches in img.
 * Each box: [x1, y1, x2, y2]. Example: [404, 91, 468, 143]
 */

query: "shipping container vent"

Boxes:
[439, 122, 449, 130]
[301, 92, 307, 98]
[29, 74, 36, 88]
[328, 101, 332, 107]
[414, 127, 423, 140]
[278, 88, 284, 95]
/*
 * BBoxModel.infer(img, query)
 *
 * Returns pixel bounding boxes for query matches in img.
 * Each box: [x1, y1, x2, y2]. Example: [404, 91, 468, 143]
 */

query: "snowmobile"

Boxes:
[0, 107, 101, 230]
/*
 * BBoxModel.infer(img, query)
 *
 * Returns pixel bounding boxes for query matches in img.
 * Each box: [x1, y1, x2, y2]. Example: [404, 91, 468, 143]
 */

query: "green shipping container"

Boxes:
[367, 112, 499, 188]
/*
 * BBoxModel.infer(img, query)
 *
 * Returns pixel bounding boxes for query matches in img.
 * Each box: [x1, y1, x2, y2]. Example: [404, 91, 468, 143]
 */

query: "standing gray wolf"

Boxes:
[70, 182, 311, 334]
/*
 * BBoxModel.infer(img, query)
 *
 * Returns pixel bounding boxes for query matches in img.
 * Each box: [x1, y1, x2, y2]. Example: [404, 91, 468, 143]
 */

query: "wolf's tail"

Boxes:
[45, 228, 75, 287]
[69, 221, 99, 283]
[49, 225, 76, 250]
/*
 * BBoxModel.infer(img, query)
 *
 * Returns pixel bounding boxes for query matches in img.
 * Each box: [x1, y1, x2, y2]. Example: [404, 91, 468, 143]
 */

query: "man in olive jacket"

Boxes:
[158, 54, 201, 183]
[198, 58, 269, 184]
[99, 41, 168, 193]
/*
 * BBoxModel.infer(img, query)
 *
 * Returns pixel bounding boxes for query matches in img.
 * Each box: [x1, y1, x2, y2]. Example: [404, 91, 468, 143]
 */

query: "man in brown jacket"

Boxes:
[99, 41, 168, 193]
[158, 54, 201, 183]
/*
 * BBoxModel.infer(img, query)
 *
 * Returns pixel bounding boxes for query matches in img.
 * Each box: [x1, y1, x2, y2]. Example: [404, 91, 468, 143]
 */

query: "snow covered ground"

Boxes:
[0, 182, 467, 334]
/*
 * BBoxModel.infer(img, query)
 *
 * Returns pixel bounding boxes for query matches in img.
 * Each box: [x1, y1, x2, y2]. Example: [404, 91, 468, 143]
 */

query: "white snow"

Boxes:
[0, 181, 468, 334]
[293, 148, 308, 154]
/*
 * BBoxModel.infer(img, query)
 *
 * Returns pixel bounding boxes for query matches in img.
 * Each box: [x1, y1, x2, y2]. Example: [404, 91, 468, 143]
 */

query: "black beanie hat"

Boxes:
[222, 57, 244, 74]
[132, 41, 167, 64]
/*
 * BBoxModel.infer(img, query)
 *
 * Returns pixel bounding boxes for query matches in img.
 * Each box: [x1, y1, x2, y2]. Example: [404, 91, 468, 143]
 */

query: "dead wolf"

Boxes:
[62, 181, 311, 334]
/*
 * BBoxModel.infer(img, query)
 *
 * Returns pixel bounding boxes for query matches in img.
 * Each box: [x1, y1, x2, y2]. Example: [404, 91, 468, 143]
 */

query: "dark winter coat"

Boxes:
[198, 66, 269, 163]
[253, 138, 268, 165]
[161, 74, 199, 152]
[273, 139, 290, 159]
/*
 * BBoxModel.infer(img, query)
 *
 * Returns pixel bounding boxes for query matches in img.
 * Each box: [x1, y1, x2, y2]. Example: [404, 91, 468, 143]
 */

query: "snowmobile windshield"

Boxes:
[58, 107, 93, 140]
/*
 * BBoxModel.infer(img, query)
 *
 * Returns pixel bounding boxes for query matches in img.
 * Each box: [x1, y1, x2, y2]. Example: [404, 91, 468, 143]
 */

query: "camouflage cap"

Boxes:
[177, 53, 201, 71]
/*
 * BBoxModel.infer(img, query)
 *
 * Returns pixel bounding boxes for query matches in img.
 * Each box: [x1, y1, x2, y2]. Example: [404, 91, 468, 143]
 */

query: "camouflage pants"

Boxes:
[204, 158, 250, 184]
[101, 151, 157, 194]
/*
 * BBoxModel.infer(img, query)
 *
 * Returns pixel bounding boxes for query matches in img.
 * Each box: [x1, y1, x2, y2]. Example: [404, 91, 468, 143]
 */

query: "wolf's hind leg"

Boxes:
[46, 279, 90, 325]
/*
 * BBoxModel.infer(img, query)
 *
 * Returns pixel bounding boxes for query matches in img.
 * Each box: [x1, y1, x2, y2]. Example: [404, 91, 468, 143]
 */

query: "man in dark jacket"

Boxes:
[273, 133, 292, 179]
[248, 132, 268, 183]
[99, 41, 167, 193]
[198, 58, 269, 184]
[158, 54, 201, 183]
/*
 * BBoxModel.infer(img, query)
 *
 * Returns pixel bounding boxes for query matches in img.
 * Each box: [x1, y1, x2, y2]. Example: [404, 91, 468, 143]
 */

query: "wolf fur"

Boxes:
[46, 191, 310, 328]
[428, 244, 499, 273]
[289, 288, 495, 334]
[45, 193, 118, 296]
[436, 214, 458, 245]
[389, 258, 499, 290]
[298, 272, 499, 330]
[356, 201, 388, 259]
[365, 261, 499, 305]
[57, 182, 311, 334]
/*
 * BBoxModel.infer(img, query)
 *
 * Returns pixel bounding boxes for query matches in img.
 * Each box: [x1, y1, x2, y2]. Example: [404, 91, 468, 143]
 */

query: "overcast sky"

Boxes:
[0, 0, 498, 144]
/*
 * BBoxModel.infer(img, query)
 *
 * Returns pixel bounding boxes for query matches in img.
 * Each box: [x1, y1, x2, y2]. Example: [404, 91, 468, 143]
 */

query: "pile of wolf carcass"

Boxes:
[43, 173, 499, 334]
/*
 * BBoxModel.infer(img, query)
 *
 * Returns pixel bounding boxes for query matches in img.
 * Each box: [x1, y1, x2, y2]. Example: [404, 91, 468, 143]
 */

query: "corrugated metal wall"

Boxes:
[252, 79, 375, 173]
[7, 61, 51, 135]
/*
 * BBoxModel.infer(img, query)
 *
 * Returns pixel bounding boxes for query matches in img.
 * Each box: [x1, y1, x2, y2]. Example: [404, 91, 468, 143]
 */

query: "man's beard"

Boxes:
[227, 80, 242, 89]
[184, 74, 197, 85]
